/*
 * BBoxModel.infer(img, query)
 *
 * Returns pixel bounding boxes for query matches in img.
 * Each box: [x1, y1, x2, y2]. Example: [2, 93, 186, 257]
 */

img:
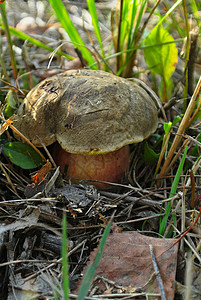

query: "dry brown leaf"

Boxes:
[0, 208, 40, 235]
[81, 231, 179, 299]
[32, 160, 52, 184]
[0, 115, 15, 135]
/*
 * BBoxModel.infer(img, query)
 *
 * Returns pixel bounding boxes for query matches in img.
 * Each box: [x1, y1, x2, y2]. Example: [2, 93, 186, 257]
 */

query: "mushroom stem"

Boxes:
[53, 144, 130, 188]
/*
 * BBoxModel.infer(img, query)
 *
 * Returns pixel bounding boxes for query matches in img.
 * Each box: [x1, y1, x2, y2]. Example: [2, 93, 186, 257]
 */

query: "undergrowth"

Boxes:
[0, 0, 200, 298]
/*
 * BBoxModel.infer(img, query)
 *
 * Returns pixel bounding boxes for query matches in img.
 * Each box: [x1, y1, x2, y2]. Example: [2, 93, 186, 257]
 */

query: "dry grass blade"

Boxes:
[158, 76, 201, 180]
[0, 114, 15, 135]
[0, 161, 18, 195]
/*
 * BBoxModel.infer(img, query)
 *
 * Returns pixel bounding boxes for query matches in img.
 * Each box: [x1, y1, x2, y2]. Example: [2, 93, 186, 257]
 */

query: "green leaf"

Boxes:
[172, 115, 182, 126]
[144, 25, 178, 79]
[0, 133, 9, 145]
[162, 121, 172, 147]
[163, 121, 172, 134]
[4, 90, 17, 118]
[3, 142, 45, 169]
[144, 142, 160, 166]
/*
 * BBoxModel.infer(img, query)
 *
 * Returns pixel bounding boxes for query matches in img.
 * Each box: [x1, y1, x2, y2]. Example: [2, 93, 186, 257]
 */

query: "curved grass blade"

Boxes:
[115, 0, 147, 76]
[77, 222, 111, 299]
[152, 0, 182, 29]
[47, 0, 97, 68]
[86, 0, 104, 57]
[0, 25, 74, 60]
[159, 146, 188, 237]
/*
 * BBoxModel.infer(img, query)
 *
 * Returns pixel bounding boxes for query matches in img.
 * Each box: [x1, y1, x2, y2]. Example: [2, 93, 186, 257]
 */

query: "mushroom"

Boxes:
[14, 69, 158, 188]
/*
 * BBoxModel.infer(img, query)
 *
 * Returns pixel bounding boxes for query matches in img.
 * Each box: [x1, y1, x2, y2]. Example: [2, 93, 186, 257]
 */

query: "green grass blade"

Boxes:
[189, 0, 200, 26]
[163, 122, 172, 145]
[169, 150, 189, 199]
[126, 0, 138, 47]
[159, 146, 188, 236]
[86, 0, 104, 57]
[116, 0, 147, 75]
[47, 0, 96, 68]
[119, 0, 129, 49]
[156, 2, 184, 37]
[117, 0, 136, 71]
[0, 25, 74, 60]
[125, 0, 146, 67]
[129, 0, 147, 47]
[154, 0, 182, 29]
[77, 222, 111, 299]
[62, 213, 69, 300]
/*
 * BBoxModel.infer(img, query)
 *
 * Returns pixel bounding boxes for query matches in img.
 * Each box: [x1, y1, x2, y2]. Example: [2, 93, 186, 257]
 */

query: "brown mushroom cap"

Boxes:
[14, 69, 158, 154]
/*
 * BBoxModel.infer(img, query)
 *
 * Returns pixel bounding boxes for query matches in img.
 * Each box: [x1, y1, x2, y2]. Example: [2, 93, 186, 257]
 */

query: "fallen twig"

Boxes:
[149, 244, 167, 300]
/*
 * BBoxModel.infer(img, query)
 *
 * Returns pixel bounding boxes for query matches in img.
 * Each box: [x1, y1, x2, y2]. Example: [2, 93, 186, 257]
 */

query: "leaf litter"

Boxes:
[0, 0, 201, 299]
[80, 231, 179, 299]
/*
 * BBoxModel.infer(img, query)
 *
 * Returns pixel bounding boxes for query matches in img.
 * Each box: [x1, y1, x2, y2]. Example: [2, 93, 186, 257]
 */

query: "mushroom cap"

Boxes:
[14, 69, 158, 154]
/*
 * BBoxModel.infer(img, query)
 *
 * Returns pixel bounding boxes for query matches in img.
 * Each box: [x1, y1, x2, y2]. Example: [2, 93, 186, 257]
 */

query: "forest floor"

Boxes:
[0, 1, 200, 299]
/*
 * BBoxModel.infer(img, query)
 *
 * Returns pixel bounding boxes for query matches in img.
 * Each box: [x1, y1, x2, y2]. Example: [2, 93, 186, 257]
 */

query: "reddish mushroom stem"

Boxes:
[53, 143, 130, 188]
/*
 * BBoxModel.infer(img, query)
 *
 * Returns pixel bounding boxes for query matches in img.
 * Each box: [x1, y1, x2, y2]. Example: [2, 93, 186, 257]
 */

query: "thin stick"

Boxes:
[164, 138, 190, 175]
[37, 135, 56, 168]
[173, 225, 201, 264]
[159, 207, 201, 263]
[0, 117, 47, 164]
[24, 238, 87, 282]
[192, 239, 201, 262]
[0, 161, 18, 195]
[154, 129, 172, 177]
[10, 123, 46, 162]
[140, 0, 161, 42]
[82, 17, 113, 73]
[185, 256, 193, 300]
[149, 244, 167, 300]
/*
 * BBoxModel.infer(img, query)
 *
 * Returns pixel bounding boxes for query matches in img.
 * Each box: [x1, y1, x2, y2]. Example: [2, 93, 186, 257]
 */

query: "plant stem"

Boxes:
[0, 2, 18, 80]
[0, 54, 10, 82]
[188, 27, 199, 95]
[116, 0, 123, 72]
[162, 74, 167, 102]
[182, 0, 190, 111]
